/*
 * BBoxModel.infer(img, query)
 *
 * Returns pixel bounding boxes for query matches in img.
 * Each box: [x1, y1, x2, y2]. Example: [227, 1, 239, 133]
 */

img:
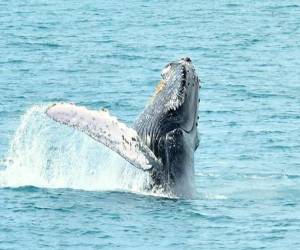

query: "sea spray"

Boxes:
[0, 105, 151, 193]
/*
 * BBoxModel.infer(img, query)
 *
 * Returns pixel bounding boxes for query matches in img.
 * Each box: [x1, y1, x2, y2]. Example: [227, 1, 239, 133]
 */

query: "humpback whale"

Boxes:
[46, 57, 200, 197]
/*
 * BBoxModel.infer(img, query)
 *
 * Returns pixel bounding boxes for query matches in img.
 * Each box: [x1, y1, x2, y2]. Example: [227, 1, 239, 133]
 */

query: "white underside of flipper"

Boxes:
[46, 103, 161, 171]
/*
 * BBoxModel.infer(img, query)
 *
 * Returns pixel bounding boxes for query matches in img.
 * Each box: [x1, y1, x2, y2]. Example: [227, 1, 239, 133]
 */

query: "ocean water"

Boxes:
[0, 1, 300, 249]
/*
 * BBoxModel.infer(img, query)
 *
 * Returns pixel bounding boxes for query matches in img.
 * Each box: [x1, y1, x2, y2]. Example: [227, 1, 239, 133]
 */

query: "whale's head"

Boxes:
[152, 57, 200, 137]
[149, 57, 200, 196]
[133, 57, 200, 197]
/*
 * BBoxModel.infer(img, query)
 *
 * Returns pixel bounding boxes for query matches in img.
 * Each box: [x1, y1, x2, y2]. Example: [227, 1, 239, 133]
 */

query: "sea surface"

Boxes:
[0, 1, 300, 249]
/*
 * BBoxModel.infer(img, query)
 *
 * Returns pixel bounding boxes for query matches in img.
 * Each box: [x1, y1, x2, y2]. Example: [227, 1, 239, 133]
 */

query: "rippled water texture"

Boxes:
[0, 1, 300, 249]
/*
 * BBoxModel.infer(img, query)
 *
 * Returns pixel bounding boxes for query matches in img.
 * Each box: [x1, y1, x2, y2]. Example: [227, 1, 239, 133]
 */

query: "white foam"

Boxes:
[0, 105, 153, 194]
[203, 193, 228, 200]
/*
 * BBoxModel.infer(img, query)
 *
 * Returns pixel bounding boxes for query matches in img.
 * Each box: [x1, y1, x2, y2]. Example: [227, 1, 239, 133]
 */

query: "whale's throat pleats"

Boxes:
[134, 109, 178, 163]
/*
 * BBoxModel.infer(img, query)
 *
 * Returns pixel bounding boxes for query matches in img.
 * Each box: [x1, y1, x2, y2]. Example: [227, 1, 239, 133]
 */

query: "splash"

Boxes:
[0, 105, 153, 194]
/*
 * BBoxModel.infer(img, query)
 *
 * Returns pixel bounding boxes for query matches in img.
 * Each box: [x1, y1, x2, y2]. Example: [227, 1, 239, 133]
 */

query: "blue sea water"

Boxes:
[0, 0, 300, 249]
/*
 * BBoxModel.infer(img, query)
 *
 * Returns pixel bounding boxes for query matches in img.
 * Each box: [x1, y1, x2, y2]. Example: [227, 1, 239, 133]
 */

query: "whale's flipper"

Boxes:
[46, 103, 161, 171]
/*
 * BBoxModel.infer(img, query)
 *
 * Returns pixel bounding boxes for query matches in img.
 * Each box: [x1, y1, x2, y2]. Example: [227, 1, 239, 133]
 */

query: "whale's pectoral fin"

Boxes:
[46, 103, 161, 171]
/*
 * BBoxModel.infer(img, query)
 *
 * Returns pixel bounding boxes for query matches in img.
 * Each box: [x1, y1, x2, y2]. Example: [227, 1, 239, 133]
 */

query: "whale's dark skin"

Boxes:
[134, 57, 200, 196]
[46, 57, 200, 197]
